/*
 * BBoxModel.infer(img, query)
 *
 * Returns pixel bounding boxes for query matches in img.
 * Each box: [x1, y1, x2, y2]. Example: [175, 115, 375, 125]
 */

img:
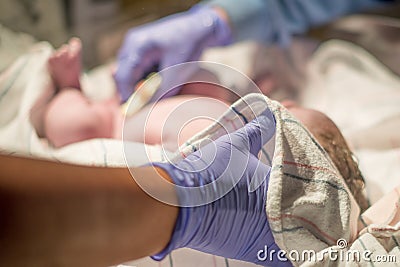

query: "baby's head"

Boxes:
[283, 101, 368, 211]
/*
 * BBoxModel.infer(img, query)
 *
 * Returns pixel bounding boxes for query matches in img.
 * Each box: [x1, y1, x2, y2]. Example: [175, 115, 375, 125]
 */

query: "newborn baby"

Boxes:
[31, 38, 369, 211]
[31, 38, 229, 150]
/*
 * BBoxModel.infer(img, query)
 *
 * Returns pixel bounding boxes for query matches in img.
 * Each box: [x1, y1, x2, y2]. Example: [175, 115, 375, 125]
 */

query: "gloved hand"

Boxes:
[114, 6, 232, 103]
[150, 110, 291, 266]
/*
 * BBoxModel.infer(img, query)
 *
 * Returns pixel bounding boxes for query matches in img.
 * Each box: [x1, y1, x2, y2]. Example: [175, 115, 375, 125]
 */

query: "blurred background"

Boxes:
[0, 0, 399, 70]
[0, 0, 199, 68]
[1, 0, 399, 109]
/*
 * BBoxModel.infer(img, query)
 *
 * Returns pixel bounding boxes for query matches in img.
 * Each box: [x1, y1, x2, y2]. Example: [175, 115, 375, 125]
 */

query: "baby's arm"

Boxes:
[361, 185, 400, 228]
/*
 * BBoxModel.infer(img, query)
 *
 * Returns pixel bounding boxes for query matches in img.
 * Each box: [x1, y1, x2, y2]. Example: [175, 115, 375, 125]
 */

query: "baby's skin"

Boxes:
[43, 38, 120, 147]
[38, 38, 229, 149]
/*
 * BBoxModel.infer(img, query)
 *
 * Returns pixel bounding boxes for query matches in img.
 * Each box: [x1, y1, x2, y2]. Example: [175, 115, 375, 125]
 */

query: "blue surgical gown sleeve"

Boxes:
[202, 0, 391, 46]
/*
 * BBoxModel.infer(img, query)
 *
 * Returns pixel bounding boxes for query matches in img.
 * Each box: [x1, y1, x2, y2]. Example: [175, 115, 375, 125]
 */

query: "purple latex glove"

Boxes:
[115, 6, 232, 103]
[150, 110, 291, 266]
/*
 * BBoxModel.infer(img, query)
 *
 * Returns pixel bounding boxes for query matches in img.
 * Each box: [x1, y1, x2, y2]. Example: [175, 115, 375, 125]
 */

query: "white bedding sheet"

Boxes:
[301, 40, 400, 203]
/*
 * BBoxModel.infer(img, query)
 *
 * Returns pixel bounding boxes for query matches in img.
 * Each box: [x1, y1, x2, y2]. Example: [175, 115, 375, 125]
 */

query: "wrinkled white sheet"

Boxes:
[301, 40, 400, 203]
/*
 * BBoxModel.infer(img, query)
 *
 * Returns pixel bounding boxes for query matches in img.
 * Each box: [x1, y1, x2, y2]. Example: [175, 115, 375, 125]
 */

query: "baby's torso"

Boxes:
[122, 95, 230, 152]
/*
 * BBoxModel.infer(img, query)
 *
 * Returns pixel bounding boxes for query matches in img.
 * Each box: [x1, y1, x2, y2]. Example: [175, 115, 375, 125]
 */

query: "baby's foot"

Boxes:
[48, 38, 82, 90]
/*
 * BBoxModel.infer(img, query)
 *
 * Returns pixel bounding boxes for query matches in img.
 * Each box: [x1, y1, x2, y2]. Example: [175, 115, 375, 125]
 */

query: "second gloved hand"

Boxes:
[150, 110, 292, 266]
[115, 6, 232, 102]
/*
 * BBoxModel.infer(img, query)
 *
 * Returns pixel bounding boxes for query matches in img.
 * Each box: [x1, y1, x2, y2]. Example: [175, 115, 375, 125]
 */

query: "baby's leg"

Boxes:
[48, 38, 82, 90]
[44, 90, 115, 147]
[31, 38, 83, 137]
[30, 82, 57, 138]
[42, 38, 116, 147]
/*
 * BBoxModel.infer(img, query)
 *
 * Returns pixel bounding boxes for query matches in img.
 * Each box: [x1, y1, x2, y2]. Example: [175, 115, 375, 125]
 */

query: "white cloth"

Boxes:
[301, 40, 400, 202]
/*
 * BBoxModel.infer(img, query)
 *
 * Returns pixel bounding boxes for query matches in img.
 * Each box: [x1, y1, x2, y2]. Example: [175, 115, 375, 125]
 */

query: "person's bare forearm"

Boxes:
[0, 154, 178, 267]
